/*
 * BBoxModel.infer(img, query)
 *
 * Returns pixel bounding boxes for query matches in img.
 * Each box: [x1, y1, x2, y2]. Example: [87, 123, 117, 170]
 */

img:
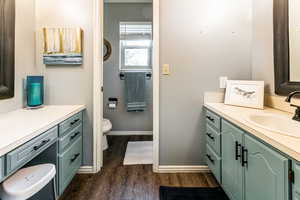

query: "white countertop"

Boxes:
[0, 105, 85, 157]
[204, 103, 300, 162]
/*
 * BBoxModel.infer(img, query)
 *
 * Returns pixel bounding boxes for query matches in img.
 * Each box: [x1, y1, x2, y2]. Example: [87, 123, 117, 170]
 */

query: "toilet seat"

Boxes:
[103, 118, 112, 133]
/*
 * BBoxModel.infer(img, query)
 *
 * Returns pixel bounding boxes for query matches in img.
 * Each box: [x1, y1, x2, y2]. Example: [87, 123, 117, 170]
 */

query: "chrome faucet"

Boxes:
[285, 91, 300, 121]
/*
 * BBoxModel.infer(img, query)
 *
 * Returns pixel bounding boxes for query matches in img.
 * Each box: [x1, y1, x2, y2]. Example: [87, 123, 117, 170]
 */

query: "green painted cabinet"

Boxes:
[244, 134, 289, 200]
[292, 162, 300, 200]
[221, 120, 244, 200]
[205, 108, 292, 200]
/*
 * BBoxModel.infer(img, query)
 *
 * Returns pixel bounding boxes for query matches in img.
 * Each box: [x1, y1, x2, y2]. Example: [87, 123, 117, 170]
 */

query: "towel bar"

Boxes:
[119, 72, 152, 80]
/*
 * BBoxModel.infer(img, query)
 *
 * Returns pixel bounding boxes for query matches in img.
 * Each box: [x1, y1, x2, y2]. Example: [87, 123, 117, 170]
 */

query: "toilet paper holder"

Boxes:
[107, 97, 118, 109]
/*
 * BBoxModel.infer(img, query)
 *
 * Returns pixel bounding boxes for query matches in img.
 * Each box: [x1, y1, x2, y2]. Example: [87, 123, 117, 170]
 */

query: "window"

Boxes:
[120, 22, 153, 71]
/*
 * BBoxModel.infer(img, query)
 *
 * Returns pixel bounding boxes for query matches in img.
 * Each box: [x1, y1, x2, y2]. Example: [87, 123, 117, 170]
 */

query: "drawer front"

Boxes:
[206, 144, 221, 183]
[59, 112, 83, 136]
[206, 124, 221, 155]
[59, 136, 82, 195]
[59, 124, 82, 153]
[206, 110, 221, 132]
[6, 126, 58, 175]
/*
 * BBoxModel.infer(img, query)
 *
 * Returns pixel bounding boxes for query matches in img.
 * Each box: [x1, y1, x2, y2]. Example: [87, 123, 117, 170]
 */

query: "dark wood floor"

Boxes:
[60, 136, 218, 200]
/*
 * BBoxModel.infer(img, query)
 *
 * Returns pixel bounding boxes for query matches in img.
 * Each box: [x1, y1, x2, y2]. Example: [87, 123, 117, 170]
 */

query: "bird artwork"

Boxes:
[234, 87, 256, 99]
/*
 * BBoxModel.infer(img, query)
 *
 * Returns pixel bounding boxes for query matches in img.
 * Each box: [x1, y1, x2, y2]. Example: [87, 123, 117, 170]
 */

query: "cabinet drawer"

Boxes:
[59, 124, 82, 153]
[206, 144, 221, 183]
[206, 124, 221, 155]
[206, 110, 221, 132]
[6, 126, 58, 175]
[59, 112, 82, 136]
[59, 136, 82, 195]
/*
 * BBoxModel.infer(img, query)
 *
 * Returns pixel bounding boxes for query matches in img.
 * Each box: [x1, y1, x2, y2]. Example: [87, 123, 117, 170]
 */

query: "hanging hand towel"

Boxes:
[124, 72, 147, 112]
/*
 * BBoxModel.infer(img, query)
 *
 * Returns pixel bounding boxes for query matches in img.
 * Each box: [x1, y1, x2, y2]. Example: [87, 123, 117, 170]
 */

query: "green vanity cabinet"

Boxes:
[58, 112, 83, 195]
[0, 157, 4, 182]
[205, 108, 291, 200]
[221, 120, 244, 200]
[205, 110, 221, 183]
[293, 162, 300, 200]
[244, 134, 289, 200]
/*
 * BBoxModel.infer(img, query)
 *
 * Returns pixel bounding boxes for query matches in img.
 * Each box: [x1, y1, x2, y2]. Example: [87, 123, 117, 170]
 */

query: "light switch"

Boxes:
[219, 76, 228, 89]
[162, 64, 170, 75]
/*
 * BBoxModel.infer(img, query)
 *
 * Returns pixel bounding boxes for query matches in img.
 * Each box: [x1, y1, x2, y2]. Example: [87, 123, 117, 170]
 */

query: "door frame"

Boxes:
[92, 0, 160, 173]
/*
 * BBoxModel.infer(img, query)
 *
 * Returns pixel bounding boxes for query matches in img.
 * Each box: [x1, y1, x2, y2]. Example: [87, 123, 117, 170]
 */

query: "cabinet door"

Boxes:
[292, 162, 300, 200]
[244, 135, 289, 200]
[222, 120, 244, 200]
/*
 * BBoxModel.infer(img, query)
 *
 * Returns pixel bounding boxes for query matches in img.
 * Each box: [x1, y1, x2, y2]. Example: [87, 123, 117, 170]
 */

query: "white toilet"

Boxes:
[102, 118, 112, 150]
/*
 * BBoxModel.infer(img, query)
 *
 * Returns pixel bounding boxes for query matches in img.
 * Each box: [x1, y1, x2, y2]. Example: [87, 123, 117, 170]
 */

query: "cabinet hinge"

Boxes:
[289, 169, 295, 183]
[101, 86, 104, 92]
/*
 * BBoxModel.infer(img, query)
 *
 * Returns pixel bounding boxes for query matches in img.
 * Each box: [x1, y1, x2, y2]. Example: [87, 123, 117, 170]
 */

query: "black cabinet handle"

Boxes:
[206, 154, 215, 164]
[206, 116, 215, 123]
[241, 146, 248, 167]
[235, 141, 241, 161]
[206, 133, 215, 141]
[70, 132, 80, 141]
[70, 119, 80, 125]
[70, 153, 80, 163]
[33, 139, 51, 151]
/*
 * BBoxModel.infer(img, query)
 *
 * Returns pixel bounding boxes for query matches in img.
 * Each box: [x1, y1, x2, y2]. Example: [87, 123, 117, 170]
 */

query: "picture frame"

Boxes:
[224, 80, 265, 109]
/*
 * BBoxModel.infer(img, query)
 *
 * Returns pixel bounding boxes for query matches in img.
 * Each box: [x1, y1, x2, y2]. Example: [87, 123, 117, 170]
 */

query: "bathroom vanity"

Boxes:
[0, 105, 85, 196]
[204, 103, 300, 200]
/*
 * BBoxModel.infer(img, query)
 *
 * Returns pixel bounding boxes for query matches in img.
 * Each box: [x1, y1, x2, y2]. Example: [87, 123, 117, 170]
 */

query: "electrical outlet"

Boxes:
[219, 77, 228, 89]
[162, 64, 170, 75]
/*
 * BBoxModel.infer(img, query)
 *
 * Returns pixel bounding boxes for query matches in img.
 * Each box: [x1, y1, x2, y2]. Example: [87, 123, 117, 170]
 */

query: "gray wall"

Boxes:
[159, 0, 253, 165]
[252, 0, 276, 94]
[104, 3, 153, 131]
[35, 0, 94, 165]
[0, 0, 38, 113]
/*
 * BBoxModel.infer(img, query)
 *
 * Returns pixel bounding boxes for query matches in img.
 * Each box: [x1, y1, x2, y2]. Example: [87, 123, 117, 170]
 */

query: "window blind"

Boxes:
[120, 22, 152, 40]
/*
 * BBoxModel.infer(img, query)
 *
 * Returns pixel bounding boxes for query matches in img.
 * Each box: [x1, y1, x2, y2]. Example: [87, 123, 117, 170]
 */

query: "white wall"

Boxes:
[35, 0, 94, 165]
[0, 0, 38, 113]
[252, 0, 275, 94]
[159, 0, 253, 165]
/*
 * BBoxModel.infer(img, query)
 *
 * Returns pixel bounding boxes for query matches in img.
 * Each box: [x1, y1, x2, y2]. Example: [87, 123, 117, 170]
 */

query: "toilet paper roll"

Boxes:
[108, 103, 116, 109]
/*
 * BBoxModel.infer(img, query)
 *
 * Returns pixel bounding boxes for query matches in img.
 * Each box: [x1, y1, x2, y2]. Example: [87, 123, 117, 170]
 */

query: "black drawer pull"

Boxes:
[235, 141, 241, 161]
[206, 154, 215, 164]
[70, 119, 80, 125]
[70, 153, 80, 163]
[206, 116, 215, 123]
[33, 139, 51, 151]
[70, 132, 80, 141]
[241, 146, 248, 167]
[206, 133, 215, 141]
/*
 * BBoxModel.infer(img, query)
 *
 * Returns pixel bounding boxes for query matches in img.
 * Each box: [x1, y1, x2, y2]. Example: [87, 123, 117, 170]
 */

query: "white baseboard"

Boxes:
[107, 131, 153, 136]
[158, 165, 211, 173]
[77, 166, 95, 174]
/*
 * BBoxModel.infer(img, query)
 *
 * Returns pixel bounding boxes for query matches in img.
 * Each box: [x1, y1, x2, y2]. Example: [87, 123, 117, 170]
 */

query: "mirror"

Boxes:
[0, 0, 15, 99]
[289, 0, 300, 82]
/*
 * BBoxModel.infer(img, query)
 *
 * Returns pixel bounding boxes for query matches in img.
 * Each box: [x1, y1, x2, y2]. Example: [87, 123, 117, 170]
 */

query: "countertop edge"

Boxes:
[0, 105, 86, 157]
[204, 103, 300, 162]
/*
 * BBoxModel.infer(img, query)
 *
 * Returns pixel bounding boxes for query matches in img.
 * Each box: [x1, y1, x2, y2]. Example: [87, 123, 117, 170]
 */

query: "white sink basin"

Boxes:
[246, 113, 300, 138]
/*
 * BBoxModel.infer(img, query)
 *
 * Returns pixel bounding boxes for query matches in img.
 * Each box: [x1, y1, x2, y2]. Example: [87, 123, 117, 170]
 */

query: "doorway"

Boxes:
[92, 0, 159, 173]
